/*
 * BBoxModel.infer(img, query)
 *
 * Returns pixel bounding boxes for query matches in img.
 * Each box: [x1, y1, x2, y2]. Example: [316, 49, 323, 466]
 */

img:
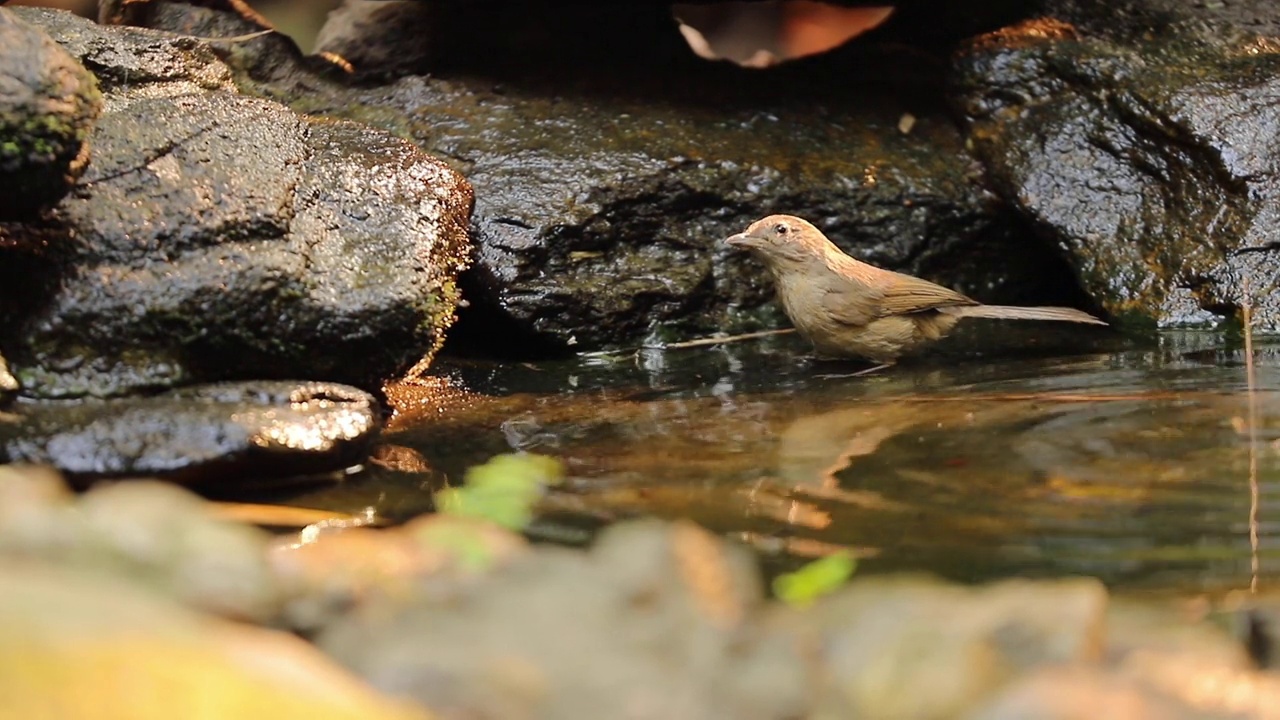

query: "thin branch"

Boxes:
[1243, 275, 1260, 594]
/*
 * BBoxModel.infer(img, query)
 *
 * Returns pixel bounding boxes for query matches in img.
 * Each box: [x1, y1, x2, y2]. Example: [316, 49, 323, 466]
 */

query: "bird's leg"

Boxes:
[816, 362, 894, 379]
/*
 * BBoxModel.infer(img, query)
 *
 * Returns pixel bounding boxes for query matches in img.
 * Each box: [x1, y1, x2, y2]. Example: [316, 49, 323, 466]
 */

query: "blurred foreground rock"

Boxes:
[318, 518, 808, 720]
[0, 559, 428, 720]
[0, 381, 380, 484]
[2, 465, 1278, 718]
[0, 465, 280, 622]
[270, 512, 530, 632]
[0, 7, 472, 399]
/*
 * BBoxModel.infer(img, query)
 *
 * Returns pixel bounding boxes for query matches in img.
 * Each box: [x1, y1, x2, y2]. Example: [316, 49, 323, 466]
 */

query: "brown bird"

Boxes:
[724, 214, 1107, 373]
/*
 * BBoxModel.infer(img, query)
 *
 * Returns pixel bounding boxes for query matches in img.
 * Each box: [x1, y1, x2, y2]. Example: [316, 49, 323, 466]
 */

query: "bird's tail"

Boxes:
[943, 305, 1108, 325]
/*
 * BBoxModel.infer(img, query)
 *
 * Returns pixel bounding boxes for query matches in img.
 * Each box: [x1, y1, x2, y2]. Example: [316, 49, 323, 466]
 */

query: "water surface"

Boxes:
[266, 328, 1280, 596]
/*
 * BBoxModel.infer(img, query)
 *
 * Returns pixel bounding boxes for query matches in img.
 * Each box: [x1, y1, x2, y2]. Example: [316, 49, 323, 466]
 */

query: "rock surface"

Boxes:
[237, 3, 1099, 356]
[279, 0, 1280, 346]
[60, 0, 1280, 355]
[952, 2, 1280, 329]
[0, 8, 473, 398]
[0, 380, 380, 483]
[0, 8, 102, 220]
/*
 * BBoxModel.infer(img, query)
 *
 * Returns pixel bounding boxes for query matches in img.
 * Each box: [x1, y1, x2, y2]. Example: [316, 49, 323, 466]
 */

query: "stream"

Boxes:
[251, 327, 1280, 597]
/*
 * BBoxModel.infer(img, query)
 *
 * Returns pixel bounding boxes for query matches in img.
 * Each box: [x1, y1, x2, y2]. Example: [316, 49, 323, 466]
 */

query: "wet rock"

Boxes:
[0, 559, 429, 720]
[99, 0, 274, 30]
[0, 381, 380, 484]
[0, 8, 101, 220]
[0, 8, 472, 398]
[952, 6, 1280, 330]
[796, 575, 1107, 718]
[319, 519, 810, 720]
[243, 4, 1096, 356]
[315, 0, 435, 75]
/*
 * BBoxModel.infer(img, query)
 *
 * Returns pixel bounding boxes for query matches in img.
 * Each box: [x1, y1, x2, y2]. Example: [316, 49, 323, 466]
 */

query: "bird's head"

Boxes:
[723, 214, 833, 266]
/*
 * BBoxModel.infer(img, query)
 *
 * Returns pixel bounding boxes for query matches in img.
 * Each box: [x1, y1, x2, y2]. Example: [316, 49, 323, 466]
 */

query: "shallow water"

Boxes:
[262, 327, 1280, 596]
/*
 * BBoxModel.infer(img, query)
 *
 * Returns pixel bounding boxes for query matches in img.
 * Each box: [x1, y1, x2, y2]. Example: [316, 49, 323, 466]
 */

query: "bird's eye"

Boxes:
[774, 223, 789, 235]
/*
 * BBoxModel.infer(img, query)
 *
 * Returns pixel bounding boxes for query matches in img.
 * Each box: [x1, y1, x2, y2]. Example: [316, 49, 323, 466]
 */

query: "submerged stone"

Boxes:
[0, 380, 380, 484]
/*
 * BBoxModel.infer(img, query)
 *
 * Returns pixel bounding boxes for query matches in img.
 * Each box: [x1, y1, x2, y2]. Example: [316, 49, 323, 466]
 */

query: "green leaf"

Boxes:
[435, 453, 565, 530]
[772, 552, 856, 608]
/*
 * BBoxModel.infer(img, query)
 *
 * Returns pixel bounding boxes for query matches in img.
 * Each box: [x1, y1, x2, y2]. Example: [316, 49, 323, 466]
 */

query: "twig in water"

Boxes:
[902, 391, 1192, 403]
[579, 328, 796, 357]
[181, 28, 276, 44]
[1243, 276, 1261, 594]
[644, 328, 796, 350]
[207, 501, 381, 529]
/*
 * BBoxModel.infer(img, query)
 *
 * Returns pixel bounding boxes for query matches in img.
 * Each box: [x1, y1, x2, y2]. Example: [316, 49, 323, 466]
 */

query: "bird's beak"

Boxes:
[724, 232, 756, 248]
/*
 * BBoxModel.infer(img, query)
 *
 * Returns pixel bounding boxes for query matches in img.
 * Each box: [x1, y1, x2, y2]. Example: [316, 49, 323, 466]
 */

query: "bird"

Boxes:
[724, 214, 1107, 373]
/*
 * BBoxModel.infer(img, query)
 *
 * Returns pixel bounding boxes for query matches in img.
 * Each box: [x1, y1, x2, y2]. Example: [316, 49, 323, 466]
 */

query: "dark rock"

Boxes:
[257, 4, 1096, 355]
[0, 380, 380, 484]
[315, 1, 435, 75]
[951, 5, 1280, 329]
[0, 8, 102, 219]
[98, 0, 275, 30]
[0, 8, 473, 398]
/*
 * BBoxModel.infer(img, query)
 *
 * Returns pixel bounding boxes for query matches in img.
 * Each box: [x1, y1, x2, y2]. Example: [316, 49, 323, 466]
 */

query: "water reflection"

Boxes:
[271, 329, 1280, 595]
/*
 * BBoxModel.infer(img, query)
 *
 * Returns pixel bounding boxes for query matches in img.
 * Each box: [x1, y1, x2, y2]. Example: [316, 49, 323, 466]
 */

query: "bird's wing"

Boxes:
[817, 275, 883, 327]
[874, 271, 979, 317]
